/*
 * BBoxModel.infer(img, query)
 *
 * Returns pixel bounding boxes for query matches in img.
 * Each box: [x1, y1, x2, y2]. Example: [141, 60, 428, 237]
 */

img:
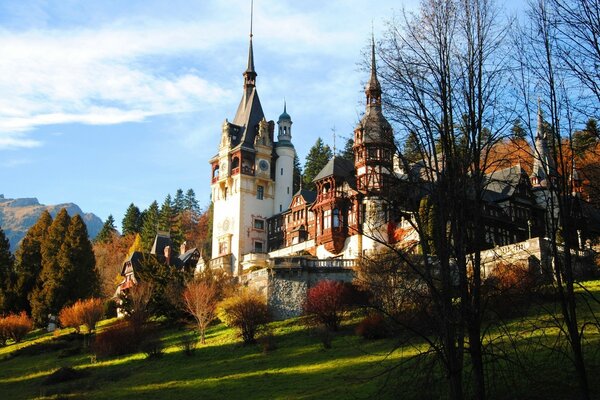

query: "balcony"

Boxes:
[209, 254, 233, 272]
[271, 256, 357, 270]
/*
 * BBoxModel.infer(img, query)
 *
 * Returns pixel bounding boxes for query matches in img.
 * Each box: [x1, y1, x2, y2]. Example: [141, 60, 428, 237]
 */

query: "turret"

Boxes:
[274, 103, 296, 214]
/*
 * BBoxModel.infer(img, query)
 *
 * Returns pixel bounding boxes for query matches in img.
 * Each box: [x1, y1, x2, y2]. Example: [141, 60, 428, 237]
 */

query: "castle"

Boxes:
[204, 26, 599, 303]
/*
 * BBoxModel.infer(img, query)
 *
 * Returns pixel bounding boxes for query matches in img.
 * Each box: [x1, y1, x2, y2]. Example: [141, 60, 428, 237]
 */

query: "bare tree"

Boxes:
[183, 280, 218, 344]
[513, 1, 592, 398]
[551, 0, 600, 118]
[355, 0, 513, 398]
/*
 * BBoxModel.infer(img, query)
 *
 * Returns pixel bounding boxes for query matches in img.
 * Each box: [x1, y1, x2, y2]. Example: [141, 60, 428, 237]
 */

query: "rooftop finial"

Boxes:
[250, 0, 254, 38]
[243, 0, 257, 87]
[365, 32, 381, 107]
[332, 125, 337, 156]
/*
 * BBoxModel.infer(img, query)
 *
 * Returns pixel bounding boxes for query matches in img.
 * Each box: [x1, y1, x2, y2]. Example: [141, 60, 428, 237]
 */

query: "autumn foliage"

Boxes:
[218, 290, 270, 344]
[0, 312, 33, 345]
[59, 298, 104, 333]
[304, 280, 350, 331]
[183, 280, 218, 344]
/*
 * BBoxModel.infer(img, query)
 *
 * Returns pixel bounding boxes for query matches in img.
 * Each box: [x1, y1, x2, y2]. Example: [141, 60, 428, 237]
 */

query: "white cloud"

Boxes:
[0, 133, 41, 150]
[0, 22, 238, 142]
[0, 1, 402, 150]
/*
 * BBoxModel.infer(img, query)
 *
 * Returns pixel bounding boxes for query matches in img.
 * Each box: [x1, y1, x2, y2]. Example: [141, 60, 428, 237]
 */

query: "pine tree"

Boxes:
[403, 131, 422, 163]
[173, 189, 185, 214]
[573, 118, 599, 156]
[140, 201, 160, 251]
[340, 137, 354, 163]
[122, 203, 142, 236]
[184, 189, 200, 213]
[95, 215, 117, 243]
[199, 203, 213, 261]
[159, 195, 173, 232]
[31, 208, 71, 325]
[61, 215, 98, 302]
[302, 138, 333, 191]
[0, 226, 14, 313]
[511, 118, 527, 140]
[11, 211, 52, 313]
[293, 155, 302, 193]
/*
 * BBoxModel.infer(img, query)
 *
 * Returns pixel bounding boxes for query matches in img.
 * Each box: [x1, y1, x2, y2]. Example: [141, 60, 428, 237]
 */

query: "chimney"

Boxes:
[164, 245, 171, 265]
[180, 241, 188, 255]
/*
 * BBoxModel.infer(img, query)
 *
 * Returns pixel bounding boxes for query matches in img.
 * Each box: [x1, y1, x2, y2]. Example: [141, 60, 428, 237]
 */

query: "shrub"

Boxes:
[59, 298, 104, 333]
[218, 289, 270, 345]
[0, 317, 9, 346]
[91, 322, 140, 358]
[59, 304, 82, 333]
[356, 313, 389, 340]
[183, 280, 218, 344]
[304, 280, 350, 331]
[484, 262, 538, 318]
[0, 312, 33, 343]
[80, 298, 104, 332]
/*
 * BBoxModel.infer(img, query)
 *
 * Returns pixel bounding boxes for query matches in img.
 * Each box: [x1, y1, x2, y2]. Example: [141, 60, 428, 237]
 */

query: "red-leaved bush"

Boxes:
[0, 312, 33, 344]
[304, 280, 350, 331]
[59, 298, 105, 333]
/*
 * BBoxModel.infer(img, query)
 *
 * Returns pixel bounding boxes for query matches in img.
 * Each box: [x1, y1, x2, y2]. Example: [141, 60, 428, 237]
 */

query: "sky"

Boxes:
[0, 0, 523, 231]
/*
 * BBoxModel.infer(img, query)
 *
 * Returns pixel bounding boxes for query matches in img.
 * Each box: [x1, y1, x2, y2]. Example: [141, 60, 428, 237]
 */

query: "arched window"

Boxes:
[213, 166, 220, 178]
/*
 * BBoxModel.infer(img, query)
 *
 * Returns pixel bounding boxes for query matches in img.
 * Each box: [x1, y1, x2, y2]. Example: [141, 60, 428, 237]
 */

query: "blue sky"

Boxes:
[0, 0, 523, 230]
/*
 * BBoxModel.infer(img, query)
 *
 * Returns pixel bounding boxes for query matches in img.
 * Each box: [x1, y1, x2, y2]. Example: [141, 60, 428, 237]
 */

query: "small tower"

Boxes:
[208, 6, 275, 275]
[274, 102, 296, 214]
[353, 35, 395, 195]
[530, 99, 555, 188]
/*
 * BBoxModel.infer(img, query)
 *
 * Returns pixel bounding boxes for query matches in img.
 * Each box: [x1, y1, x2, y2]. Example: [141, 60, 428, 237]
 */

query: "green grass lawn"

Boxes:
[1, 282, 600, 400]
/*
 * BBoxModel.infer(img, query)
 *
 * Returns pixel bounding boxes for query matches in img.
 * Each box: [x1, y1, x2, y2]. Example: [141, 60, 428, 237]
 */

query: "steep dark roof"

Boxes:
[151, 232, 172, 256]
[483, 165, 537, 205]
[178, 248, 200, 265]
[356, 107, 393, 144]
[294, 189, 317, 204]
[313, 157, 355, 182]
[231, 87, 265, 149]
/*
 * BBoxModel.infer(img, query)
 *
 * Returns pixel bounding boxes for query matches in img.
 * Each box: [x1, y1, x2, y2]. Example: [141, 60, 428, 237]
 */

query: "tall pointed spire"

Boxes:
[365, 33, 382, 107]
[536, 97, 543, 139]
[243, 0, 257, 88]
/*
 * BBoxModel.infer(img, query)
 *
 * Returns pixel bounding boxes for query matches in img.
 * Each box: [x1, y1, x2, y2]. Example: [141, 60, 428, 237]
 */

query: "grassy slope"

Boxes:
[1, 282, 600, 400]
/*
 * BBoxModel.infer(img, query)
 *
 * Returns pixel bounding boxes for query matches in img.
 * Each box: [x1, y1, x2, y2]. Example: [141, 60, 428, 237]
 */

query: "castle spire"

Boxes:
[365, 33, 382, 107]
[536, 97, 543, 139]
[243, 0, 257, 88]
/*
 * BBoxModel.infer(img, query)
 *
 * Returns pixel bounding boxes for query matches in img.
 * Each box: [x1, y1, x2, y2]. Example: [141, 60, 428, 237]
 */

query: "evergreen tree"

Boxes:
[159, 194, 173, 232]
[60, 215, 98, 302]
[122, 203, 142, 236]
[403, 131, 422, 163]
[173, 189, 185, 214]
[140, 201, 160, 251]
[95, 215, 117, 243]
[184, 189, 200, 213]
[573, 118, 599, 156]
[340, 137, 354, 163]
[293, 155, 302, 193]
[199, 203, 213, 261]
[31, 208, 71, 325]
[302, 138, 333, 191]
[511, 118, 527, 140]
[11, 211, 52, 313]
[0, 226, 14, 313]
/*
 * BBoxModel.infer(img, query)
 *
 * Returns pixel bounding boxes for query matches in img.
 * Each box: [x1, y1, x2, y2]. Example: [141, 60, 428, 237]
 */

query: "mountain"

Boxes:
[0, 194, 103, 252]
